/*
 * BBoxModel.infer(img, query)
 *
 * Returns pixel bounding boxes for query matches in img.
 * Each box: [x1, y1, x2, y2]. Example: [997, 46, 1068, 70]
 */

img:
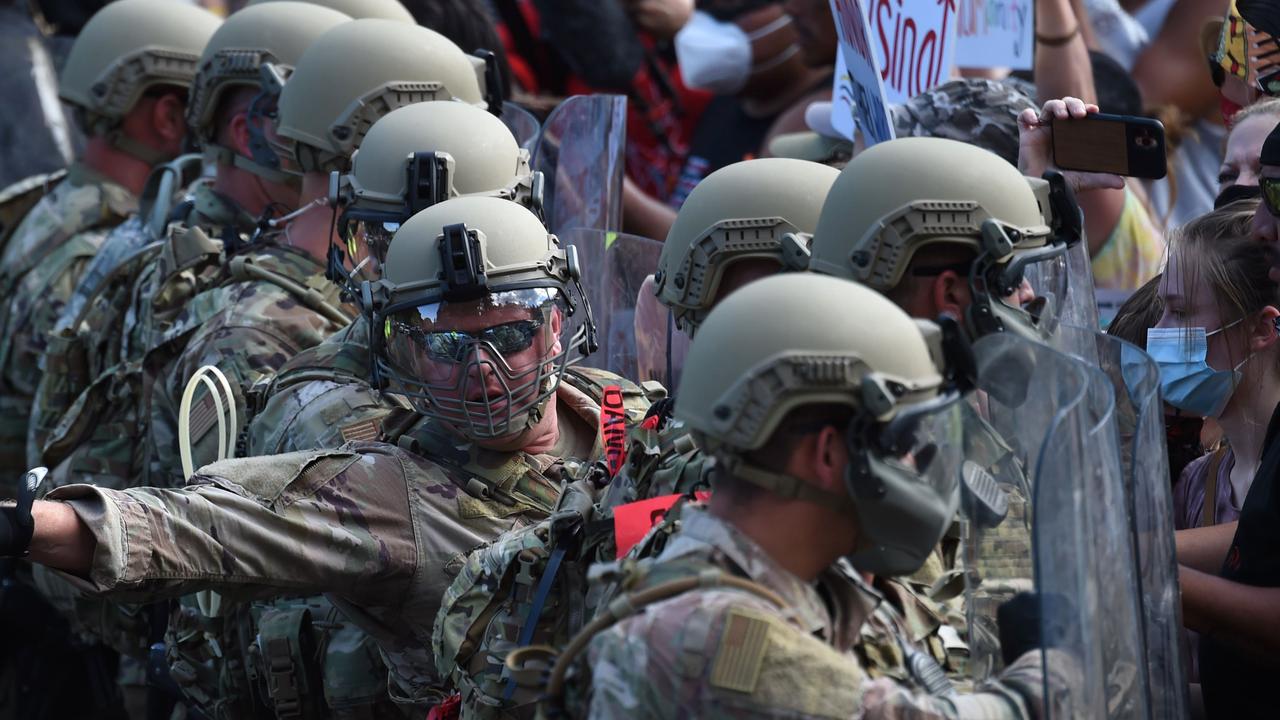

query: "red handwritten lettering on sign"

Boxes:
[833, 0, 875, 64]
[869, 0, 956, 98]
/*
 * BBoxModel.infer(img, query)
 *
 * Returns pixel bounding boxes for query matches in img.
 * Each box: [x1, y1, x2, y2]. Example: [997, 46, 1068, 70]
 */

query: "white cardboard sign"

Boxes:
[955, 0, 1034, 70]
[829, 0, 896, 146]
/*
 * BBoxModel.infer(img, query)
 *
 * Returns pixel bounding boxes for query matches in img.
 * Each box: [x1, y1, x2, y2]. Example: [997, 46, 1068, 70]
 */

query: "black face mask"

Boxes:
[1166, 413, 1205, 487]
[1214, 183, 1262, 209]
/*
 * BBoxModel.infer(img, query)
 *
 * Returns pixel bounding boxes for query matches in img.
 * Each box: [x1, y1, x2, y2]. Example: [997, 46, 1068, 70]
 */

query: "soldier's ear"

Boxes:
[152, 91, 187, 144]
[811, 424, 847, 492]
[930, 270, 970, 322]
[227, 110, 254, 159]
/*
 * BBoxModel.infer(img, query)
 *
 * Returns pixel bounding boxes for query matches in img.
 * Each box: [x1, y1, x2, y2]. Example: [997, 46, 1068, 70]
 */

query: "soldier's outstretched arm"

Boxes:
[26, 500, 95, 575]
[2, 450, 417, 604]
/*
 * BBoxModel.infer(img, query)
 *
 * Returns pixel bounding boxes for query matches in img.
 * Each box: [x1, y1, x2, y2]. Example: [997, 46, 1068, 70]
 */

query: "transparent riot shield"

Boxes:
[560, 228, 663, 382]
[1059, 241, 1101, 334]
[1057, 325, 1190, 720]
[532, 95, 627, 237]
[964, 333, 1145, 719]
[501, 102, 541, 153]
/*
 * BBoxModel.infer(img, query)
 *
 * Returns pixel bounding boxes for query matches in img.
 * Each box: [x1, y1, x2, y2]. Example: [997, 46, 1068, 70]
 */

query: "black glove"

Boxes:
[996, 591, 1073, 667]
[0, 468, 45, 557]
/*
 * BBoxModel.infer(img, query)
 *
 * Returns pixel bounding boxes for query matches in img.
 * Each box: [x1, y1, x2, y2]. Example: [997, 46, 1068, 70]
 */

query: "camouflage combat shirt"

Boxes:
[568, 508, 1045, 719]
[45, 381, 611, 711]
[0, 162, 135, 487]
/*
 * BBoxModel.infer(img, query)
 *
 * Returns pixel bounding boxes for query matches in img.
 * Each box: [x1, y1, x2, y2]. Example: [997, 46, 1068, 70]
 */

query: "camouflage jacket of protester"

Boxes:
[0, 163, 135, 489]
[563, 508, 1045, 719]
[43, 377, 638, 711]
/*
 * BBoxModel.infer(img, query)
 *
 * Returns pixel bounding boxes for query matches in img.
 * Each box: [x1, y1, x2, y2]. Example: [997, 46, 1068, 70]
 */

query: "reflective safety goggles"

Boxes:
[1261, 175, 1280, 216]
[339, 209, 403, 265]
[390, 316, 546, 362]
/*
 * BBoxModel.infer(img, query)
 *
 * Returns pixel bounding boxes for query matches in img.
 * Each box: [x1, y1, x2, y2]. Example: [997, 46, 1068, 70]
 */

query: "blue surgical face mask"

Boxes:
[1146, 320, 1248, 418]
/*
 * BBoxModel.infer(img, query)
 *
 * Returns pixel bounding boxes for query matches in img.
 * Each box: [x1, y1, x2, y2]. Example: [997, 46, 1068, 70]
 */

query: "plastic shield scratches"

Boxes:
[964, 333, 1145, 719]
[532, 95, 627, 236]
[560, 229, 663, 383]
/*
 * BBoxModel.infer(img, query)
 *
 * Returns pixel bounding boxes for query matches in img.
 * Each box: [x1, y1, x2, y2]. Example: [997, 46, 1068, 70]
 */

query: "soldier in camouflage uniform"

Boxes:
[631, 156, 965, 677]
[807, 137, 1087, 680]
[30, 1, 353, 487]
[172, 99, 541, 720]
[0, 0, 221, 488]
[6, 196, 656, 716]
[245, 99, 542, 457]
[545, 273, 1058, 719]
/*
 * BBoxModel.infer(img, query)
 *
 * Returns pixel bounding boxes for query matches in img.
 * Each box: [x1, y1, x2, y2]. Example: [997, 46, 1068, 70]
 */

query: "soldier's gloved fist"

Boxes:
[0, 468, 46, 557]
[996, 591, 1073, 666]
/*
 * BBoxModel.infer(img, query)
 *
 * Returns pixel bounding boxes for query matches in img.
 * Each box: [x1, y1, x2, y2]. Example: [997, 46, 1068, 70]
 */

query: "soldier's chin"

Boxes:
[443, 403, 533, 443]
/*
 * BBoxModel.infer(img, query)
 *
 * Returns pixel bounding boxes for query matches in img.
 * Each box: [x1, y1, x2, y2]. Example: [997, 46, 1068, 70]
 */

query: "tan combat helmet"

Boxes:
[809, 136, 1083, 342]
[186, 1, 351, 184]
[58, 0, 222, 164]
[653, 158, 840, 335]
[248, 0, 415, 23]
[676, 272, 972, 576]
[270, 19, 495, 174]
[368, 196, 595, 441]
[334, 101, 541, 266]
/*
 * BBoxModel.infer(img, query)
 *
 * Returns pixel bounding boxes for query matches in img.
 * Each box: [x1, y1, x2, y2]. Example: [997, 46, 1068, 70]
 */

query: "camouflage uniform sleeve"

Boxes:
[860, 648, 1061, 720]
[583, 590, 869, 719]
[43, 448, 417, 605]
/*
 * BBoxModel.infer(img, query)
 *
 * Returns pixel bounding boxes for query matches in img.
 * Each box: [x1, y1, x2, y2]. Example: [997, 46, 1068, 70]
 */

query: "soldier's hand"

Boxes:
[0, 468, 44, 556]
[996, 591, 1072, 666]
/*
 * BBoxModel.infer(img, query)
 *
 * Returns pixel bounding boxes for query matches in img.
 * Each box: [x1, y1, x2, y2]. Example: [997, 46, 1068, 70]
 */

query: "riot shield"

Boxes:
[501, 102, 541, 153]
[1057, 325, 1190, 720]
[1058, 240, 1101, 334]
[964, 333, 1145, 719]
[532, 95, 627, 237]
[560, 229, 664, 383]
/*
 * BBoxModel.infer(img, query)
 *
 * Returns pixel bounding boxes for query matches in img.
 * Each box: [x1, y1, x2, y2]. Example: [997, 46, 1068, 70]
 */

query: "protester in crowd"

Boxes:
[1169, 209, 1280, 719]
[1218, 98, 1280, 201]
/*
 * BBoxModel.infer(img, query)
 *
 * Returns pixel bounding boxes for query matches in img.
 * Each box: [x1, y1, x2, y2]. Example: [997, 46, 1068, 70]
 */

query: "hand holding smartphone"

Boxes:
[1050, 112, 1168, 180]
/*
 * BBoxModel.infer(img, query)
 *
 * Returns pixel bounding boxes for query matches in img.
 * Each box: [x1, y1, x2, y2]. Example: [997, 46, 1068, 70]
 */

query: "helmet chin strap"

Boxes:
[106, 126, 172, 167]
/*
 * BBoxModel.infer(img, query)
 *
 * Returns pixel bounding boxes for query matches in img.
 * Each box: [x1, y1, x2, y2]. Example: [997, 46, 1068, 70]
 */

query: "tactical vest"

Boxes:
[0, 166, 133, 481]
[183, 365, 652, 720]
[432, 385, 721, 720]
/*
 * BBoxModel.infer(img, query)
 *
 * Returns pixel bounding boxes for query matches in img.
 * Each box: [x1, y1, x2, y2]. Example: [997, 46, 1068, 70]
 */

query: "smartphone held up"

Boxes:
[1051, 112, 1168, 180]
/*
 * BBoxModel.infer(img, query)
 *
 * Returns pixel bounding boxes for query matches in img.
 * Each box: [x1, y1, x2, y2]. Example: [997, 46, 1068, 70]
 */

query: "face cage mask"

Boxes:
[373, 286, 596, 441]
[843, 387, 966, 577]
[965, 222, 1070, 343]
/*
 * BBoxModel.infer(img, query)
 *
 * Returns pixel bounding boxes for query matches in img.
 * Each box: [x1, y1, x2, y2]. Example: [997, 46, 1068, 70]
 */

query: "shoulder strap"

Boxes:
[0, 170, 67, 247]
[227, 253, 353, 326]
[1202, 447, 1229, 528]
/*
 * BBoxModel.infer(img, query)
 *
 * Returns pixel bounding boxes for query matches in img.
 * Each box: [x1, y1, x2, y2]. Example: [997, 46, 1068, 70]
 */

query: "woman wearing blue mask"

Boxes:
[1154, 205, 1280, 718]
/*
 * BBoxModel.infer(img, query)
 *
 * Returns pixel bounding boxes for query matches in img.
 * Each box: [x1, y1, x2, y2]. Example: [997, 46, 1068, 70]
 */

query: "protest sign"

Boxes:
[829, 0, 896, 146]
[955, 0, 1034, 70]
[861, 0, 958, 103]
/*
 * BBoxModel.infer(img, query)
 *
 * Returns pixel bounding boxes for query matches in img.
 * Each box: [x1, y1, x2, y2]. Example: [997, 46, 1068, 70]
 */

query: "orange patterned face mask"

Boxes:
[1212, 0, 1280, 95]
